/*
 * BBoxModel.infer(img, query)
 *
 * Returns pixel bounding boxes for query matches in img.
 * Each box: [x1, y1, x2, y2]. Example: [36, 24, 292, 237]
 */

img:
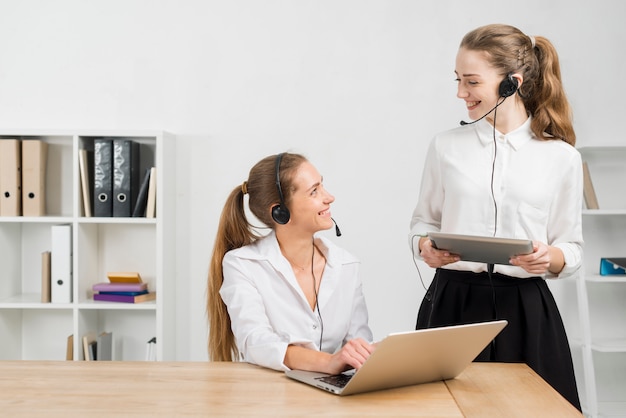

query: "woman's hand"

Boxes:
[418, 237, 460, 268]
[510, 241, 564, 275]
[326, 338, 375, 375]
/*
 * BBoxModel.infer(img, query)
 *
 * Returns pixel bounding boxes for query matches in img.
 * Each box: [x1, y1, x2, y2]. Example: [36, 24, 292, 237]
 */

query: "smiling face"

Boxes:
[286, 161, 335, 234]
[455, 47, 504, 121]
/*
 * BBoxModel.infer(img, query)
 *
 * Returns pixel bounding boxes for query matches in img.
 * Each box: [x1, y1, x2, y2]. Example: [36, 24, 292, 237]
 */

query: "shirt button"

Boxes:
[313, 325, 318, 330]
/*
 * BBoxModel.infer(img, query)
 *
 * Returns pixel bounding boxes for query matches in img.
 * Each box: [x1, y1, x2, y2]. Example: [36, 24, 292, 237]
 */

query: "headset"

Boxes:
[272, 152, 324, 348]
[498, 73, 519, 99]
[271, 153, 291, 225]
[271, 152, 343, 237]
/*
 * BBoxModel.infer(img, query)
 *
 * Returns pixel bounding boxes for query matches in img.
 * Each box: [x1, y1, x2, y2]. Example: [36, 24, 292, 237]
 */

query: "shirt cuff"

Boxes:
[549, 243, 582, 279]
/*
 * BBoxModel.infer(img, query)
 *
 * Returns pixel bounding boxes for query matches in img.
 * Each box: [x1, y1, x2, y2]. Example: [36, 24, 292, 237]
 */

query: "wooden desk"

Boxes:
[0, 361, 580, 417]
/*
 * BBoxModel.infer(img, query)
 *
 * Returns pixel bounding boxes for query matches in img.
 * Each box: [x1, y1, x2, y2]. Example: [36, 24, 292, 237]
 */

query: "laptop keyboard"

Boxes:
[316, 373, 353, 388]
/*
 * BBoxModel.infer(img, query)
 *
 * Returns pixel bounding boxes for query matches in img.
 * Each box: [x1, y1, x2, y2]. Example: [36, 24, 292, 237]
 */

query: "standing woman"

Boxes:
[409, 24, 582, 410]
[208, 152, 374, 374]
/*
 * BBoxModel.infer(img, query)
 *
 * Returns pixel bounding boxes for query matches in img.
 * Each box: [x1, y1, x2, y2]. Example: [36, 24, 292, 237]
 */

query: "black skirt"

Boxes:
[416, 268, 581, 411]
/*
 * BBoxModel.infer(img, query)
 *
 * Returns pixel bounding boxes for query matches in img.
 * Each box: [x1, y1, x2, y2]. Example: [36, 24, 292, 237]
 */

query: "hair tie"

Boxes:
[241, 181, 248, 195]
[528, 35, 536, 48]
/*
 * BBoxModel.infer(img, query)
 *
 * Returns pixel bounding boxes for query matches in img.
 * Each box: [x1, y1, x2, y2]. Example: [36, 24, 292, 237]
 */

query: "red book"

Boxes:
[93, 292, 156, 304]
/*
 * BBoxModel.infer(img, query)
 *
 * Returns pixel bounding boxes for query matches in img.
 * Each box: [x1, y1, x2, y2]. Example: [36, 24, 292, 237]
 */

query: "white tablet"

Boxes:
[428, 232, 533, 265]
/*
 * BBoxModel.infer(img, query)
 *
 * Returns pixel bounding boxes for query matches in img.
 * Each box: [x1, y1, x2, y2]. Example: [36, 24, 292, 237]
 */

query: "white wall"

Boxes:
[0, 0, 624, 361]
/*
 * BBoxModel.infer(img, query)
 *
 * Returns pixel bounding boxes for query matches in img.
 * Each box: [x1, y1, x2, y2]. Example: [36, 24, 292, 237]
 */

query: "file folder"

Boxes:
[66, 334, 74, 360]
[78, 148, 94, 217]
[146, 167, 157, 218]
[41, 250, 51, 303]
[0, 139, 22, 216]
[97, 331, 113, 361]
[132, 168, 152, 217]
[82, 332, 96, 361]
[21, 139, 48, 217]
[51, 224, 72, 303]
[93, 139, 113, 217]
[113, 139, 140, 217]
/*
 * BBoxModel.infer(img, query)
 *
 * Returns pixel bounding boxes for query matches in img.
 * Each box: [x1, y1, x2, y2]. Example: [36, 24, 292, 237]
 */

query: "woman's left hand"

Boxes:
[509, 241, 551, 275]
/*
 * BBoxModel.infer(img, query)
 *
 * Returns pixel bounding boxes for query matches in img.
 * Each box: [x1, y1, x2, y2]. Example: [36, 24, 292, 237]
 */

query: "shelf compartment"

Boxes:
[77, 309, 156, 361]
[0, 308, 73, 360]
[76, 222, 156, 304]
[0, 134, 74, 217]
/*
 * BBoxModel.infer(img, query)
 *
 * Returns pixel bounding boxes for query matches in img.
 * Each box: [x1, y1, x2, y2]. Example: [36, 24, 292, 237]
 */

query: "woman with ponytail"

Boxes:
[409, 24, 582, 410]
[208, 152, 373, 374]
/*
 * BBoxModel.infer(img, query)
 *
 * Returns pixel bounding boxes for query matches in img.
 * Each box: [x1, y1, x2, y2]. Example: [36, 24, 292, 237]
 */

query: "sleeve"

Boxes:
[220, 253, 309, 371]
[344, 274, 373, 344]
[408, 137, 444, 258]
[546, 150, 584, 279]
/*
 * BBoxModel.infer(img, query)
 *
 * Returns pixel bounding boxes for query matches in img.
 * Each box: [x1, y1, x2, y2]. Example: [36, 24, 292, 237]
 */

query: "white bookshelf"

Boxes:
[572, 146, 626, 418]
[0, 130, 176, 361]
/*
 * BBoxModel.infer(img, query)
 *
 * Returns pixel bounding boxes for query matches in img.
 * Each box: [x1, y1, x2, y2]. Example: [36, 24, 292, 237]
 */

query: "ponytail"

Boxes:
[527, 36, 576, 145]
[207, 185, 258, 361]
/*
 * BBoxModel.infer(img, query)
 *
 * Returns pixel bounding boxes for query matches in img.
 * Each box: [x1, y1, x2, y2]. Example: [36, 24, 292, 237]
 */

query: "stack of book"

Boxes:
[92, 272, 156, 303]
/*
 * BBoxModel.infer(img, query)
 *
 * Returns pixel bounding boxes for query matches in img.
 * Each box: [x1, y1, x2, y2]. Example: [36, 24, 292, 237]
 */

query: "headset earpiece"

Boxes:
[271, 204, 290, 225]
[271, 153, 291, 225]
[498, 73, 519, 98]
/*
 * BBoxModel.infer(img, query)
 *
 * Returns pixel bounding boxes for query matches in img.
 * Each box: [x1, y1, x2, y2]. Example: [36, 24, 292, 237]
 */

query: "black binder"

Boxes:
[113, 139, 140, 217]
[93, 139, 113, 217]
[132, 168, 152, 217]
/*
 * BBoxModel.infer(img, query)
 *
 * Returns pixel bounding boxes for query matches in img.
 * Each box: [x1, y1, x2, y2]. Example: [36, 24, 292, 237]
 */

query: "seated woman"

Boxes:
[207, 152, 374, 373]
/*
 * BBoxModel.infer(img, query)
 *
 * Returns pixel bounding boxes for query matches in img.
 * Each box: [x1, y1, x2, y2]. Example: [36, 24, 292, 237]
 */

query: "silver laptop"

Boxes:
[285, 320, 507, 395]
[428, 232, 533, 265]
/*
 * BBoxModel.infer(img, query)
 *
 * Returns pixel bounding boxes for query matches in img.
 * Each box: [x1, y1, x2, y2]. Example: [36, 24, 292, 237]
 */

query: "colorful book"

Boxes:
[93, 292, 156, 304]
[92, 282, 148, 292]
[107, 271, 142, 283]
[97, 290, 149, 296]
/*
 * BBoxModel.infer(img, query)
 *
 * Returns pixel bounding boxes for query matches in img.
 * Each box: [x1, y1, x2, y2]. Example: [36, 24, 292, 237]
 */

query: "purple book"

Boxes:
[92, 282, 148, 292]
[93, 292, 156, 304]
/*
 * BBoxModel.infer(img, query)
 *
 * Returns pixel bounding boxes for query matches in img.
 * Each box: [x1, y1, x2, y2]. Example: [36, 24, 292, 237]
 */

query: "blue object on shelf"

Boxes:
[599, 258, 626, 275]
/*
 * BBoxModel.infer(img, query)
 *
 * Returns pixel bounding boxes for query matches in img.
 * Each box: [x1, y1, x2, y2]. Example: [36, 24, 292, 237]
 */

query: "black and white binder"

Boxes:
[51, 224, 72, 304]
[93, 139, 113, 217]
[112, 139, 140, 217]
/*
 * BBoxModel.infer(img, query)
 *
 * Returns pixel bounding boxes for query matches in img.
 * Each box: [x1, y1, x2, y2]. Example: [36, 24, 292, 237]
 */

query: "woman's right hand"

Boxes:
[419, 237, 460, 268]
[326, 338, 375, 375]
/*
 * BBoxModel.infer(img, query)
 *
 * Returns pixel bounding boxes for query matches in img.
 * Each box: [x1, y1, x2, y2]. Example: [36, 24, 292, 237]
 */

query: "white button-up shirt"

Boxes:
[220, 231, 373, 371]
[409, 117, 583, 279]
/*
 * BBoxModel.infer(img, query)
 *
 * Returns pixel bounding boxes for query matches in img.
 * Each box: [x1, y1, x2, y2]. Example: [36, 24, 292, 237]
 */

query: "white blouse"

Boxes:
[220, 231, 373, 371]
[409, 117, 583, 279]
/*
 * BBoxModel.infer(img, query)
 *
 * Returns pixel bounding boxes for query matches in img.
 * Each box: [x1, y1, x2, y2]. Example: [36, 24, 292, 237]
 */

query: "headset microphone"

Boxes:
[331, 218, 342, 237]
[460, 98, 505, 126]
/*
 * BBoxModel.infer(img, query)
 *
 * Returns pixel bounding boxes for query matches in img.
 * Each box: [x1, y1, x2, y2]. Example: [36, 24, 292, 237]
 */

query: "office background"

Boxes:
[0, 1, 623, 362]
